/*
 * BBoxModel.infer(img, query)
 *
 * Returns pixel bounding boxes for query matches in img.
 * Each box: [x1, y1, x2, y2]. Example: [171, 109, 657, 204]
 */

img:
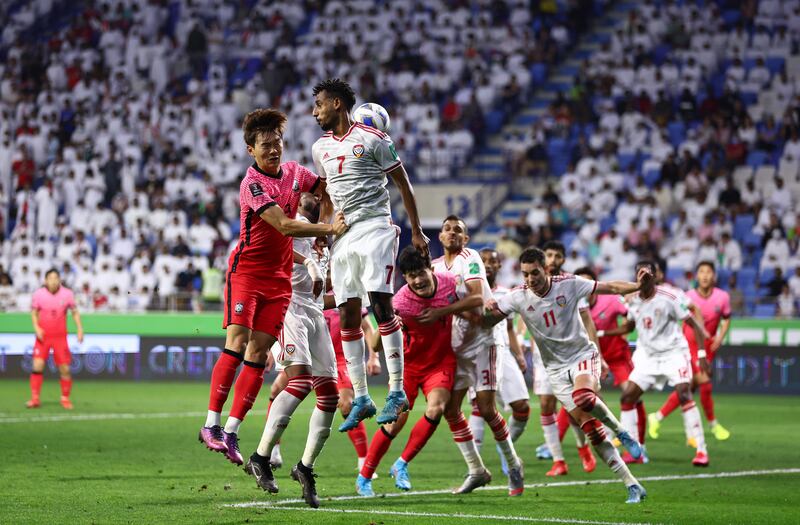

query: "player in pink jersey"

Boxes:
[355, 246, 486, 497]
[28, 268, 84, 410]
[199, 109, 347, 465]
[649, 261, 732, 442]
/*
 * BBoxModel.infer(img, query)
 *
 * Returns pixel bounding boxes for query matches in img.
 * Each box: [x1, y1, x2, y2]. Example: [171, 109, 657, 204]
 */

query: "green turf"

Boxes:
[2, 380, 798, 524]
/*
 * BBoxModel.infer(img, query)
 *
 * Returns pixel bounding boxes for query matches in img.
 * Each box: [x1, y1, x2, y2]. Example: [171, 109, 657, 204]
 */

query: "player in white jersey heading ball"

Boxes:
[615, 260, 711, 467]
[483, 247, 649, 503]
[311, 79, 429, 431]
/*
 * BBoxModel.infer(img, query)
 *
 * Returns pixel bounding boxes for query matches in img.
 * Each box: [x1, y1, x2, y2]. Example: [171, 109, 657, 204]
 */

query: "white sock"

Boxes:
[256, 389, 305, 457]
[205, 410, 221, 427]
[681, 401, 707, 453]
[590, 398, 624, 435]
[301, 407, 335, 468]
[570, 418, 588, 448]
[468, 413, 485, 452]
[342, 332, 368, 398]
[357, 456, 366, 470]
[495, 437, 521, 470]
[379, 318, 404, 393]
[709, 419, 718, 427]
[455, 440, 486, 475]
[223, 417, 242, 435]
[594, 438, 639, 487]
[540, 413, 564, 461]
[654, 411, 665, 422]
[621, 408, 639, 443]
[509, 416, 528, 442]
[270, 443, 281, 462]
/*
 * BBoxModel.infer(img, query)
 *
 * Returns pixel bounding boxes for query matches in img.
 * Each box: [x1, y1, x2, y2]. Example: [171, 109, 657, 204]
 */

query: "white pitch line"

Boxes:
[0, 411, 207, 424]
[227, 467, 800, 508]
[249, 507, 655, 525]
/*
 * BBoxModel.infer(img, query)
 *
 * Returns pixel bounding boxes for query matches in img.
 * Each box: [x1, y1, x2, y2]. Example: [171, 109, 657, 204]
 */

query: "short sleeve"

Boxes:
[496, 289, 518, 316]
[242, 178, 276, 216]
[673, 294, 692, 321]
[464, 251, 487, 283]
[721, 291, 731, 318]
[573, 276, 597, 298]
[298, 164, 320, 193]
[311, 143, 326, 180]
[577, 297, 590, 310]
[371, 135, 402, 173]
[615, 295, 628, 316]
[31, 291, 40, 310]
[66, 290, 76, 309]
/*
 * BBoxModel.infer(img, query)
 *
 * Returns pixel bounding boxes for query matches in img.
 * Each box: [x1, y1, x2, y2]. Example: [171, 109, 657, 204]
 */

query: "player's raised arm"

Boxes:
[387, 164, 429, 256]
[594, 266, 653, 296]
[416, 291, 484, 325]
[260, 206, 347, 237]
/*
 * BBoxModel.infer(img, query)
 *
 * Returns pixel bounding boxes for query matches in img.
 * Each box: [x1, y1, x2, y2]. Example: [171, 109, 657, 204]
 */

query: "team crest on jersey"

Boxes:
[292, 179, 300, 191]
[599, 312, 606, 319]
[556, 295, 567, 307]
[285, 344, 295, 354]
[447, 293, 457, 303]
[235, 302, 244, 314]
[352, 144, 365, 158]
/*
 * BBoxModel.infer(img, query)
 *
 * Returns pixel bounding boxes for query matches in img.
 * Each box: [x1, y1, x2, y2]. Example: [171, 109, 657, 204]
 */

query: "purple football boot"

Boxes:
[223, 431, 244, 465]
[198, 425, 228, 453]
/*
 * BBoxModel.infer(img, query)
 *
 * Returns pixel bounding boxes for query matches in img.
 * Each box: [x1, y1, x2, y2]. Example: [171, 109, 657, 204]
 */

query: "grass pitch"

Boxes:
[2, 380, 798, 524]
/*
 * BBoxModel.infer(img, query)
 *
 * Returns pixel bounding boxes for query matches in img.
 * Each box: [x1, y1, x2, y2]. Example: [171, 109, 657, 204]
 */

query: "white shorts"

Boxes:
[273, 302, 337, 378]
[546, 350, 601, 412]
[454, 341, 499, 392]
[629, 349, 691, 391]
[496, 346, 529, 405]
[330, 217, 400, 304]
[532, 347, 554, 396]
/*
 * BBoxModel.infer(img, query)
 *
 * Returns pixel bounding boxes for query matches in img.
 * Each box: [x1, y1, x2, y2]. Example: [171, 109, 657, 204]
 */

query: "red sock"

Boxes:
[30, 372, 43, 400]
[60, 377, 72, 398]
[228, 360, 265, 421]
[470, 397, 481, 417]
[636, 401, 646, 445]
[348, 421, 369, 458]
[658, 390, 681, 419]
[446, 412, 474, 442]
[400, 415, 439, 463]
[486, 411, 510, 441]
[699, 382, 715, 422]
[556, 406, 570, 441]
[208, 350, 242, 413]
[360, 427, 394, 479]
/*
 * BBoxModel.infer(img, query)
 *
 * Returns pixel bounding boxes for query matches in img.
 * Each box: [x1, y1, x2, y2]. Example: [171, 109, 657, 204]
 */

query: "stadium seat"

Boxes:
[746, 150, 769, 169]
[766, 56, 786, 75]
[759, 268, 776, 284]
[733, 214, 756, 241]
[743, 232, 763, 250]
[753, 303, 777, 318]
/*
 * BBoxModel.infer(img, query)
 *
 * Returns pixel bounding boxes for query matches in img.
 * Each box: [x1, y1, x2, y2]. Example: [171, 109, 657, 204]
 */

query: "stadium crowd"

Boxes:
[0, 0, 597, 312]
[498, 0, 800, 317]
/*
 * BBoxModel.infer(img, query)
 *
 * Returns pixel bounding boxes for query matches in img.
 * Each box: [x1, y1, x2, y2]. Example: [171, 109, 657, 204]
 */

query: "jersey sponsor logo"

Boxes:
[285, 344, 295, 354]
[352, 144, 365, 158]
[556, 295, 567, 307]
[468, 262, 480, 275]
[249, 183, 264, 197]
[234, 302, 244, 314]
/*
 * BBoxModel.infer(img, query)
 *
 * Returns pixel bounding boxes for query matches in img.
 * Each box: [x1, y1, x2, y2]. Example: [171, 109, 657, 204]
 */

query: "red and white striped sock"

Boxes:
[379, 317, 404, 393]
[446, 412, 486, 474]
[582, 418, 638, 487]
[341, 327, 368, 398]
[487, 411, 520, 470]
[540, 412, 564, 461]
[301, 376, 339, 468]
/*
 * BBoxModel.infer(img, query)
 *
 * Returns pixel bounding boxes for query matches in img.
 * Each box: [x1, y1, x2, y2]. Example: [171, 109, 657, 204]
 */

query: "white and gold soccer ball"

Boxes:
[352, 102, 391, 133]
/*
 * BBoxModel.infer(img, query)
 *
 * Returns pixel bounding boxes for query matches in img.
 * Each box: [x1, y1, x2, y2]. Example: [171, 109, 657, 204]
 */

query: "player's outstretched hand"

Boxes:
[35, 326, 45, 342]
[636, 266, 653, 287]
[265, 352, 275, 373]
[412, 230, 430, 257]
[331, 212, 349, 236]
[366, 354, 382, 376]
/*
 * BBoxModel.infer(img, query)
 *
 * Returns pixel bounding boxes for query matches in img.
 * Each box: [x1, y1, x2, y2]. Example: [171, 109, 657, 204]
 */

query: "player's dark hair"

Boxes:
[574, 266, 597, 280]
[397, 246, 431, 275]
[519, 247, 545, 266]
[242, 108, 287, 147]
[313, 78, 356, 111]
[442, 215, 468, 235]
[635, 260, 657, 274]
[479, 247, 498, 257]
[542, 240, 565, 256]
[45, 268, 59, 278]
[696, 260, 716, 273]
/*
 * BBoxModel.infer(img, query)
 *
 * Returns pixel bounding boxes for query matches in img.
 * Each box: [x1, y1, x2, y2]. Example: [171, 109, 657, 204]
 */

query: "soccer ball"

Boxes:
[352, 102, 391, 133]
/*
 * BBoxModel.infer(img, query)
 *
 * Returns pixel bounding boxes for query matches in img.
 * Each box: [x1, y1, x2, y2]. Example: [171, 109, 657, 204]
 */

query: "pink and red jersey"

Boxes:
[31, 286, 75, 337]
[393, 272, 459, 373]
[683, 287, 731, 350]
[228, 162, 319, 279]
[588, 294, 630, 363]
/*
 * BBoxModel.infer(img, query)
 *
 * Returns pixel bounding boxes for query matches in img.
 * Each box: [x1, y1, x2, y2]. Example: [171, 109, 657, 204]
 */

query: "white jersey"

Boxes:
[497, 274, 597, 370]
[432, 248, 495, 353]
[290, 215, 329, 311]
[492, 285, 512, 348]
[626, 285, 691, 357]
[311, 122, 401, 226]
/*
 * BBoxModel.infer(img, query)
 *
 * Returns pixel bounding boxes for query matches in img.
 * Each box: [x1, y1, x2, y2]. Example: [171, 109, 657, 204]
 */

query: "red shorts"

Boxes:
[223, 273, 291, 338]
[606, 358, 633, 386]
[336, 362, 353, 390]
[405, 364, 456, 410]
[33, 335, 71, 366]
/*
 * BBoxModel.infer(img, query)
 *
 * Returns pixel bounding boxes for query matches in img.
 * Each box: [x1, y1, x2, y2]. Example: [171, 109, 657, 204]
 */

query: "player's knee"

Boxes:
[572, 388, 597, 413]
[676, 386, 693, 404]
[511, 400, 530, 416]
[370, 297, 394, 324]
[426, 402, 446, 420]
[540, 396, 556, 413]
